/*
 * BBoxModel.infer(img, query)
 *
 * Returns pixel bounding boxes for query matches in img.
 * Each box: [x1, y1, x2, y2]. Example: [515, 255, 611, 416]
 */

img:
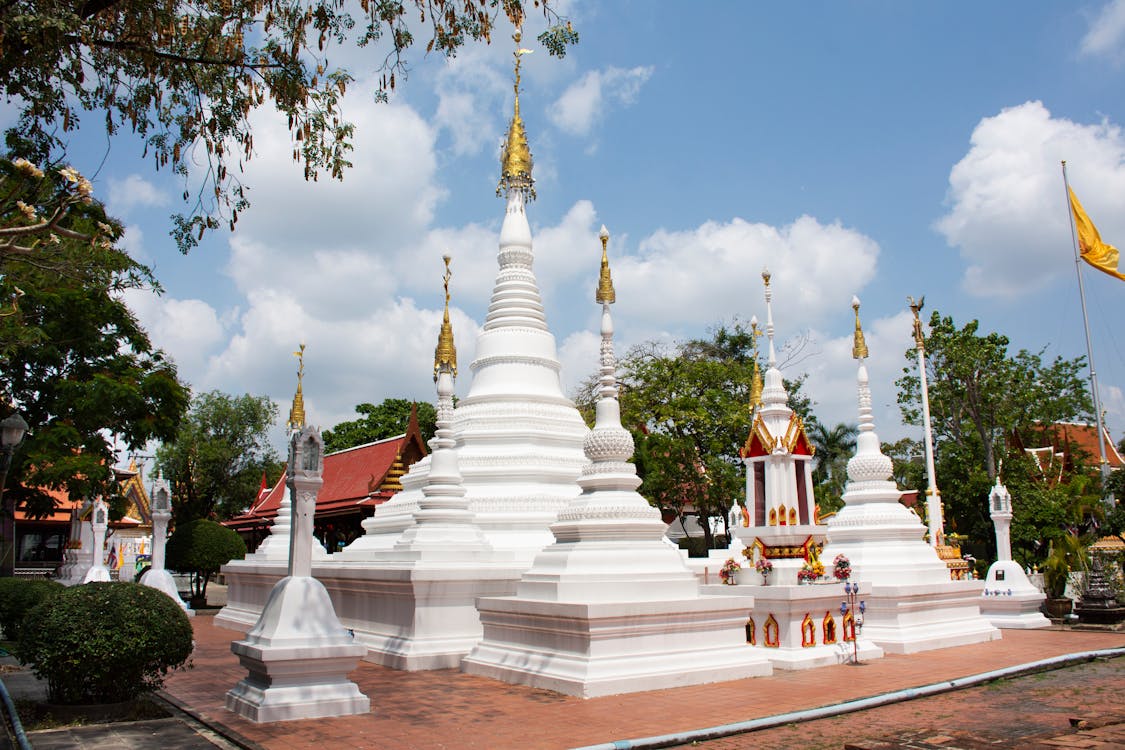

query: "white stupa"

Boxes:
[820, 298, 1000, 653]
[979, 475, 1049, 628]
[335, 32, 588, 562]
[463, 228, 772, 697]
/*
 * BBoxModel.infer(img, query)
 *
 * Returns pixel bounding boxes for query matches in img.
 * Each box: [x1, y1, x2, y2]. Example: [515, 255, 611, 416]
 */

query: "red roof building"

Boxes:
[1018, 421, 1124, 486]
[224, 415, 428, 553]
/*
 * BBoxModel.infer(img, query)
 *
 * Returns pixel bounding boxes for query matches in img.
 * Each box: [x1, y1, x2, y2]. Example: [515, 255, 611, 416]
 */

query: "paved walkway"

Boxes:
[154, 617, 1124, 750]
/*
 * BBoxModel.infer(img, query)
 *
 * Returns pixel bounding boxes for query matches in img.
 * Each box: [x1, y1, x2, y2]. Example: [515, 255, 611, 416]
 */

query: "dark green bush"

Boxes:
[18, 582, 193, 704]
[0, 578, 63, 644]
[165, 519, 245, 604]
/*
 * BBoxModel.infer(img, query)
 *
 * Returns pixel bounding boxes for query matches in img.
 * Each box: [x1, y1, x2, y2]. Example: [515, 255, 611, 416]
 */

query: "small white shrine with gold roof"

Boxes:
[732, 270, 827, 585]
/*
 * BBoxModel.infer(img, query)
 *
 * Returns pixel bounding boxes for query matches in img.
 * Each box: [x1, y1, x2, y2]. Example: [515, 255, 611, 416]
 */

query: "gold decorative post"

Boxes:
[287, 343, 306, 433]
[851, 298, 868, 361]
[497, 29, 535, 201]
[908, 296, 944, 548]
[596, 225, 615, 304]
[749, 316, 763, 413]
[434, 255, 458, 380]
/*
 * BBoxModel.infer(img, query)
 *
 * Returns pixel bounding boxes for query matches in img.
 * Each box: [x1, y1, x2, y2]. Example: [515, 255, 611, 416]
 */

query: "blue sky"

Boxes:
[22, 1, 1125, 457]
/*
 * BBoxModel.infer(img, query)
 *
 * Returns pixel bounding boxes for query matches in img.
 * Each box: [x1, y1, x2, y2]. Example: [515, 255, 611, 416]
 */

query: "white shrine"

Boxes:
[81, 497, 111, 583]
[139, 473, 192, 616]
[978, 475, 1049, 628]
[462, 229, 772, 697]
[226, 425, 369, 723]
[819, 298, 1000, 653]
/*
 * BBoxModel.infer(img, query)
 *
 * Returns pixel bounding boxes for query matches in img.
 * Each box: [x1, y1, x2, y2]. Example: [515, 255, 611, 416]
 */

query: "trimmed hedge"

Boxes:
[0, 577, 63, 643]
[165, 519, 245, 603]
[19, 582, 193, 704]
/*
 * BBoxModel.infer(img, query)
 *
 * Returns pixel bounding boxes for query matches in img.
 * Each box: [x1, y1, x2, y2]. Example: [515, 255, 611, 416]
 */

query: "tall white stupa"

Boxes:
[463, 228, 772, 697]
[820, 298, 1000, 653]
[335, 30, 589, 561]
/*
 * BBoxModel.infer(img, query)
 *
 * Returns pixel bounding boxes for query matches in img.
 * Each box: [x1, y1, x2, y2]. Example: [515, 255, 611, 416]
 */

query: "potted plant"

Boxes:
[755, 557, 773, 584]
[719, 558, 741, 586]
[832, 554, 851, 582]
[1042, 535, 1086, 619]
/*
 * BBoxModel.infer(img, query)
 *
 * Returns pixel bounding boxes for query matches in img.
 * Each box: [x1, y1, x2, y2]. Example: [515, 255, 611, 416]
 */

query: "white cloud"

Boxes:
[107, 174, 169, 215]
[1081, 0, 1125, 60]
[550, 66, 654, 136]
[936, 101, 1125, 299]
[122, 289, 225, 378]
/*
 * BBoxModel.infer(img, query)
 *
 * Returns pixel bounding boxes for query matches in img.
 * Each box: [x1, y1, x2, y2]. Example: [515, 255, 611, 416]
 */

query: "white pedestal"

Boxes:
[979, 561, 1050, 629]
[226, 576, 369, 723]
[862, 581, 1002, 654]
[139, 568, 193, 617]
[463, 594, 772, 698]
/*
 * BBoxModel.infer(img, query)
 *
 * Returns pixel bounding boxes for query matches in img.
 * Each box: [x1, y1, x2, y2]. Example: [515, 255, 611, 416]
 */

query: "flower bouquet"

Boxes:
[719, 557, 742, 585]
[833, 554, 852, 581]
[755, 557, 773, 584]
[797, 566, 818, 584]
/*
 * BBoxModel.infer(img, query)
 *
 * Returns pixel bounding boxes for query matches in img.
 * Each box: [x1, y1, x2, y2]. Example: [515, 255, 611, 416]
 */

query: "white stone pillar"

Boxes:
[989, 479, 1013, 563]
[140, 475, 191, 615]
[82, 498, 111, 583]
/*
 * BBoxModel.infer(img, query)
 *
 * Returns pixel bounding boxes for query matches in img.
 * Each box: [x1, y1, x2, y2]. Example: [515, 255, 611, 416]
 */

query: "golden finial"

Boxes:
[749, 316, 763, 411]
[497, 29, 535, 201]
[434, 255, 458, 380]
[761, 268, 771, 286]
[287, 343, 306, 431]
[907, 295, 925, 349]
[851, 296, 869, 360]
[596, 225, 615, 304]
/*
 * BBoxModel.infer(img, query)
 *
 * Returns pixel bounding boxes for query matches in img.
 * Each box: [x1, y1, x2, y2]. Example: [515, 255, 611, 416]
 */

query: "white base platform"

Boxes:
[980, 561, 1049, 629]
[863, 581, 1002, 654]
[225, 576, 369, 723]
[704, 582, 884, 670]
[139, 568, 193, 617]
[462, 595, 772, 698]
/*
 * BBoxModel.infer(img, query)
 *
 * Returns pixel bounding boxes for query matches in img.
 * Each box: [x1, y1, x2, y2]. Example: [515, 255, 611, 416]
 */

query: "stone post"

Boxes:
[989, 478, 1013, 563]
[141, 474, 191, 614]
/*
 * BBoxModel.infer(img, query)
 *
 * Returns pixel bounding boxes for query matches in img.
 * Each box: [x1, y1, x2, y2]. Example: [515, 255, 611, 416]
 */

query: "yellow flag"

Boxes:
[1069, 186, 1125, 282]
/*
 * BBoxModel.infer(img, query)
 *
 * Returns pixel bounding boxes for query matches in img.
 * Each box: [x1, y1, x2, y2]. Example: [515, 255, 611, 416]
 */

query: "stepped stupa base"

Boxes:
[979, 561, 1049, 629]
[862, 581, 1001, 653]
[462, 595, 772, 698]
[706, 582, 884, 670]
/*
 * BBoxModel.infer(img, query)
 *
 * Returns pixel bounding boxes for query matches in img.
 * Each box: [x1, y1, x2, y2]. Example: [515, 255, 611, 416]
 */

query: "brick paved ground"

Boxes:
[160, 616, 1123, 750]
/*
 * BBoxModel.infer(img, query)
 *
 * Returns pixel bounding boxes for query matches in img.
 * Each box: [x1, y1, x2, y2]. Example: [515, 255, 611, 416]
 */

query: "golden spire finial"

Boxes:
[497, 28, 535, 201]
[749, 315, 763, 412]
[287, 343, 306, 431]
[907, 295, 925, 349]
[596, 225, 615, 304]
[434, 255, 458, 380]
[851, 296, 869, 360]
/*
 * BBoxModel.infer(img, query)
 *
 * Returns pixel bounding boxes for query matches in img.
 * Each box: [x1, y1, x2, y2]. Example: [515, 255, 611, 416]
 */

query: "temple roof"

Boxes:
[1017, 421, 1124, 478]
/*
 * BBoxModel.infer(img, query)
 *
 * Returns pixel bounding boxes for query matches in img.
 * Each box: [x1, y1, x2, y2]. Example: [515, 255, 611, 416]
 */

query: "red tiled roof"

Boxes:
[226, 433, 420, 529]
[1024, 422, 1124, 470]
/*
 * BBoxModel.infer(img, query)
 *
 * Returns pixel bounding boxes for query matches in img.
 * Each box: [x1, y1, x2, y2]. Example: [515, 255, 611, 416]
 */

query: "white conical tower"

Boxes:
[463, 227, 772, 697]
[822, 298, 1000, 653]
[339, 30, 588, 560]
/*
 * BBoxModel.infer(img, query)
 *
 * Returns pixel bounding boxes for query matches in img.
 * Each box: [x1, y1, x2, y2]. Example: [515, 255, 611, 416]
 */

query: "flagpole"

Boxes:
[1061, 160, 1113, 509]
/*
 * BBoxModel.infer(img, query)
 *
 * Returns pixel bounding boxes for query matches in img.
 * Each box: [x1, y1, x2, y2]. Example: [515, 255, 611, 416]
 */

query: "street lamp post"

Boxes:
[840, 581, 866, 666]
[0, 412, 29, 577]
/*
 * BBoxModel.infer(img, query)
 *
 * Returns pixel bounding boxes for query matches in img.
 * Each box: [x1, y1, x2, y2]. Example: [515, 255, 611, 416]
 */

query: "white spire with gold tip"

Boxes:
[464, 227, 771, 698]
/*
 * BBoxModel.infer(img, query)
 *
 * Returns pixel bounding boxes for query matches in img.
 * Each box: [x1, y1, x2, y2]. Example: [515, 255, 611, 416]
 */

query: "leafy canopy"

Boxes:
[1, 0, 577, 251]
[155, 390, 280, 523]
[165, 518, 247, 602]
[0, 173, 189, 517]
[323, 398, 435, 453]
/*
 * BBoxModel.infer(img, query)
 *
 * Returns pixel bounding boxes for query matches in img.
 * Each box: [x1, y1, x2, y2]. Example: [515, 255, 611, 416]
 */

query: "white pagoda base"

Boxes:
[463, 594, 771, 698]
[139, 568, 193, 617]
[979, 561, 1050, 629]
[861, 581, 1001, 654]
[706, 582, 884, 670]
[226, 576, 369, 723]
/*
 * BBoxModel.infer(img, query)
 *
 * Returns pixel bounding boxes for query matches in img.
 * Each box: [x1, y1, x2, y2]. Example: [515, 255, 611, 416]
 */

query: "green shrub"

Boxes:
[18, 582, 193, 704]
[165, 519, 245, 604]
[0, 578, 63, 644]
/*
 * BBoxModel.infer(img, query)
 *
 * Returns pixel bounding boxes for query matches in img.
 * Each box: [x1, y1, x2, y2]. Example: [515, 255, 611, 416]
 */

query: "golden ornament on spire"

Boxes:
[596, 225, 615, 304]
[749, 316, 763, 411]
[434, 255, 458, 380]
[497, 29, 535, 201]
[851, 296, 869, 360]
[287, 343, 306, 431]
[908, 295, 925, 349]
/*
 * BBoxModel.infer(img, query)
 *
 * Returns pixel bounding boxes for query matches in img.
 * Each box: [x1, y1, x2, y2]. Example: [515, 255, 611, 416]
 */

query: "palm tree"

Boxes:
[810, 422, 859, 486]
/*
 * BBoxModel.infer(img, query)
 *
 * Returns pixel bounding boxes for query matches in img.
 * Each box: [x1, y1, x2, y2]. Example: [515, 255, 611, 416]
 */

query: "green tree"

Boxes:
[896, 311, 1092, 550]
[598, 321, 820, 549]
[808, 421, 857, 514]
[0, 188, 188, 523]
[323, 398, 435, 454]
[165, 519, 246, 605]
[155, 391, 279, 524]
[1, 1, 576, 252]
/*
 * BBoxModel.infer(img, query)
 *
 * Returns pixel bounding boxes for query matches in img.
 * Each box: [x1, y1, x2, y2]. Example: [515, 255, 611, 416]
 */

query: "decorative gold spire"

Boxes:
[749, 316, 763, 411]
[497, 29, 535, 201]
[851, 296, 869, 360]
[596, 225, 615, 304]
[908, 295, 925, 349]
[287, 343, 306, 431]
[434, 255, 458, 380]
